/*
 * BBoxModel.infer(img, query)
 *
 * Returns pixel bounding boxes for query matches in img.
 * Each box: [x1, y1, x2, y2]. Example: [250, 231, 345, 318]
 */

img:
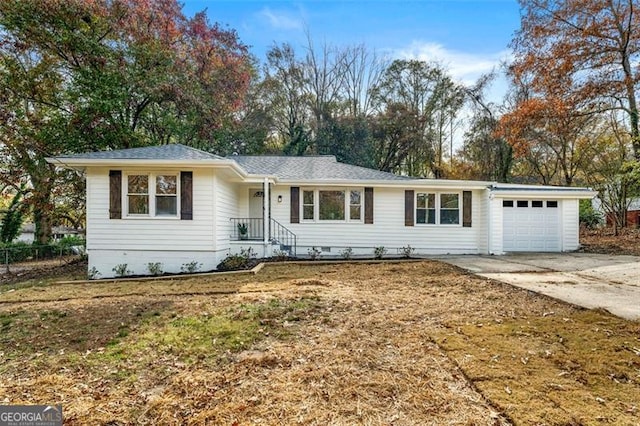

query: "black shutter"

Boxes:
[364, 187, 374, 224]
[463, 190, 472, 227]
[109, 170, 122, 219]
[404, 190, 414, 226]
[290, 187, 300, 223]
[180, 171, 193, 220]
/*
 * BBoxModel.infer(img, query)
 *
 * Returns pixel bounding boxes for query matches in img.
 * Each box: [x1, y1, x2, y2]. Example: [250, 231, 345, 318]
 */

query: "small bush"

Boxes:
[307, 246, 321, 260]
[400, 245, 415, 258]
[217, 247, 257, 271]
[340, 247, 353, 260]
[373, 246, 387, 260]
[112, 263, 132, 277]
[56, 235, 85, 247]
[147, 262, 163, 276]
[88, 267, 101, 280]
[579, 199, 602, 229]
[181, 261, 202, 274]
[272, 249, 289, 261]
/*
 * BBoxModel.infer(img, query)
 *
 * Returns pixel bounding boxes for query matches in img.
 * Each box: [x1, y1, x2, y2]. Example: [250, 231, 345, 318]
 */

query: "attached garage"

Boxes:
[502, 199, 560, 252]
[488, 185, 597, 255]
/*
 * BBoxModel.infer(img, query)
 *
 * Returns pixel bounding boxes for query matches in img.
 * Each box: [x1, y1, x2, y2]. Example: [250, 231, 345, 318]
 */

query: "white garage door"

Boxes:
[503, 200, 560, 252]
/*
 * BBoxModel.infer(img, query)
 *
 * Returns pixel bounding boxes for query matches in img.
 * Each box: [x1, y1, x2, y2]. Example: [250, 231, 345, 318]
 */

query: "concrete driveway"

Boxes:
[432, 253, 640, 321]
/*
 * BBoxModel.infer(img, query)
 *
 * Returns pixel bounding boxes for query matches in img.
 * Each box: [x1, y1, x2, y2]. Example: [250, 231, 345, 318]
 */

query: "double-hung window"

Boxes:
[349, 190, 362, 220]
[126, 173, 179, 217]
[155, 175, 178, 215]
[301, 188, 362, 222]
[127, 175, 149, 215]
[303, 190, 315, 220]
[440, 193, 459, 224]
[415, 192, 460, 225]
[416, 193, 436, 224]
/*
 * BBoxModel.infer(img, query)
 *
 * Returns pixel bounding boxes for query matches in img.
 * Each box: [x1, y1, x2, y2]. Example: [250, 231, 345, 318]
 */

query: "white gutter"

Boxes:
[489, 189, 597, 199]
[273, 179, 491, 190]
[45, 157, 249, 178]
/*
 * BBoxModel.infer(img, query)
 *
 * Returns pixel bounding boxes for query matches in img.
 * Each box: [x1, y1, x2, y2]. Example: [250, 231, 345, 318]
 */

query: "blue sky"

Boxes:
[183, 0, 521, 91]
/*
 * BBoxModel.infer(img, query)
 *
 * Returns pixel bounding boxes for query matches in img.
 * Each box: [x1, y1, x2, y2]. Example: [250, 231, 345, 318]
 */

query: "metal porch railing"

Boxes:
[230, 217, 297, 256]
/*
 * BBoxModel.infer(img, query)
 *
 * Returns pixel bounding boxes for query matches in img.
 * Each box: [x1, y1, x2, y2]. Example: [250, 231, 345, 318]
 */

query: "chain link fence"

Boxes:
[1, 242, 85, 275]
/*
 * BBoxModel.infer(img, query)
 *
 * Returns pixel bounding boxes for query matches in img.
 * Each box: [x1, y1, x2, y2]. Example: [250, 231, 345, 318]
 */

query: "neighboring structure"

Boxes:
[593, 197, 640, 228]
[607, 198, 640, 228]
[17, 223, 85, 243]
[48, 144, 596, 278]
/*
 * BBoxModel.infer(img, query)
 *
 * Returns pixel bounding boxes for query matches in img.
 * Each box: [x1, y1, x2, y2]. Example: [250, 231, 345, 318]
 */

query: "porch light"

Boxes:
[278, 195, 283, 203]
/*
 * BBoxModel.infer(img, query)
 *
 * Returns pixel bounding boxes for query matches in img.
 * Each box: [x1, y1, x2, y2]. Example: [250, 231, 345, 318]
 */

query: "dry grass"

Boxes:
[0, 261, 638, 425]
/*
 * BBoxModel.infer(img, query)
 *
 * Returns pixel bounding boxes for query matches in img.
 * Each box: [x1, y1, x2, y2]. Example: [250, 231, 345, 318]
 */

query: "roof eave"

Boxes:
[46, 157, 249, 178]
[489, 188, 597, 199]
[273, 178, 490, 189]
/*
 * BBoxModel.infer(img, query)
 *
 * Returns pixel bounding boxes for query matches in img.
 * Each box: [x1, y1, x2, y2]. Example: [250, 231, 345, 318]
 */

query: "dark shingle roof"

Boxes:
[56, 144, 407, 181]
[58, 144, 223, 161]
[232, 155, 409, 181]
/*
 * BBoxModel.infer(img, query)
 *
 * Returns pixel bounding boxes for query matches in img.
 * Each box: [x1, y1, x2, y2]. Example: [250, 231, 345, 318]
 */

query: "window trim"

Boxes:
[300, 187, 364, 223]
[122, 171, 181, 219]
[415, 191, 462, 227]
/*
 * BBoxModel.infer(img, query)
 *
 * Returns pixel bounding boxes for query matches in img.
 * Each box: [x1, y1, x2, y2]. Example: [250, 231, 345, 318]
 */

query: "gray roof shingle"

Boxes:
[58, 144, 223, 161]
[232, 155, 409, 181]
[56, 144, 407, 181]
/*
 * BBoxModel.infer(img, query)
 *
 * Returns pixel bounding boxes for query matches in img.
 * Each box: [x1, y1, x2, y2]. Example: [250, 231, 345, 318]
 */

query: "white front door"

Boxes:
[249, 188, 264, 219]
[503, 200, 561, 252]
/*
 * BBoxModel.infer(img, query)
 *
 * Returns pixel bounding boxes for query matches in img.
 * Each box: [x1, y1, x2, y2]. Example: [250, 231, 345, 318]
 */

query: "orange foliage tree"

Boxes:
[511, 0, 640, 161]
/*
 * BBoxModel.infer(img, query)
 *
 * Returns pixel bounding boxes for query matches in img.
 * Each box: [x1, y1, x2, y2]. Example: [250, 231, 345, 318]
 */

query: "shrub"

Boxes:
[112, 263, 132, 277]
[272, 249, 289, 261]
[340, 247, 353, 260]
[400, 245, 415, 258]
[217, 247, 257, 271]
[579, 199, 602, 229]
[0, 190, 25, 244]
[56, 235, 85, 248]
[88, 267, 101, 280]
[307, 246, 321, 260]
[147, 262, 163, 276]
[181, 261, 202, 274]
[373, 246, 387, 260]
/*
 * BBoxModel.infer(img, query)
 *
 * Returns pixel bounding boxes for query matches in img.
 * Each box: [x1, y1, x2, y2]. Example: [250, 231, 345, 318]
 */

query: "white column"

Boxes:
[263, 178, 269, 245]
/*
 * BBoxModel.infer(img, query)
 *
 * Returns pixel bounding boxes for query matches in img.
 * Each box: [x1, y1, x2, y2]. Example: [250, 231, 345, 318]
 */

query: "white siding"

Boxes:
[562, 199, 579, 251]
[214, 175, 241, 257]
[488, 197, 504, 254]
[269, 186, 486, 256]
[86, 167, 217, 277]
[476, 190, 489, 253]
[87, 249, 219, 278]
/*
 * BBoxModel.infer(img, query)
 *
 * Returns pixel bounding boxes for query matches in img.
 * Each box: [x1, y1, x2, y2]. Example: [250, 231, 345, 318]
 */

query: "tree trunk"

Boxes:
[30, 163, 56, 245]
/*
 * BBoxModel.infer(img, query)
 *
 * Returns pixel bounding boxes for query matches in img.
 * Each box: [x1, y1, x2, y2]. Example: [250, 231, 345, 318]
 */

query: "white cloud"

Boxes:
[258, 7, 303, 31]
[396, 41, 512, 86]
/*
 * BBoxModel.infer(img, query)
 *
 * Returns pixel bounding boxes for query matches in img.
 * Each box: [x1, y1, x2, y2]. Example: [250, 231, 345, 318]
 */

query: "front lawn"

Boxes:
[0, 261, 638, 425]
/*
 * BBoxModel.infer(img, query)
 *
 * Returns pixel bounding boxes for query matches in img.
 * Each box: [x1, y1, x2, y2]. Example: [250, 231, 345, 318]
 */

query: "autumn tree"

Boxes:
[0, 0, 251, 243]
[261, 43, 311, 155]
[580, 117, 637, 232]
[512, 0, 640, 160]
[370, 59, 464, 177]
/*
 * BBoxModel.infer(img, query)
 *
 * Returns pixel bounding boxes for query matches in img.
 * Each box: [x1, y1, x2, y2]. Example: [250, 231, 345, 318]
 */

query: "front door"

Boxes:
[249, 188, 264, 218]
[248, 188, 264, 239]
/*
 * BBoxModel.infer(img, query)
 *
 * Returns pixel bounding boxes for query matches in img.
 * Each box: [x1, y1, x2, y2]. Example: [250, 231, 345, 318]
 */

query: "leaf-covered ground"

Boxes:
[1, 261, 638, 425]
[580, 227, 640, 256]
